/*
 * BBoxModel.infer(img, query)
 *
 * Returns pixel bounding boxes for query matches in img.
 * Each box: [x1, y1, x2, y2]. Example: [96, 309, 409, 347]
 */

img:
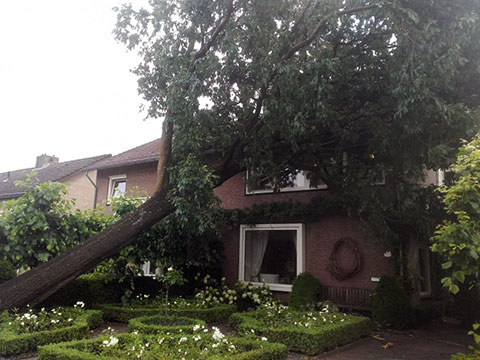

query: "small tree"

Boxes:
[0, 176, 112, 269]
[432, 135, 480, 358]
[156, 266, 186, 315]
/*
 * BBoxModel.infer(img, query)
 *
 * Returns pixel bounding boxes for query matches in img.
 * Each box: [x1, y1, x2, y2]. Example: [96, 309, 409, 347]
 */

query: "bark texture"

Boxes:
[0, 190, 174, 310]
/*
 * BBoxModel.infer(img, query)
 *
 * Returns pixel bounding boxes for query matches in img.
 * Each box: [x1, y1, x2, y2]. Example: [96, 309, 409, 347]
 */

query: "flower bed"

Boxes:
[98, 299, 236, 323]
[38, 329, 288, 359]
[0, 304, 102, 357]
[128, 315, 206, 335]
[229, 304, 373, 355]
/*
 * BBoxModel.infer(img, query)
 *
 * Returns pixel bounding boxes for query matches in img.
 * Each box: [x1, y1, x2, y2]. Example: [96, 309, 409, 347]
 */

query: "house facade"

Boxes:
[89, 139, 161, 211]
[0, 154, 110, 211]
[91, 139, 441, 307]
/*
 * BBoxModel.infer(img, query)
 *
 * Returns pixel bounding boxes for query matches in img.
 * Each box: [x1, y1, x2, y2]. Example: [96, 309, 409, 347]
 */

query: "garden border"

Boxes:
[0, 309, 102, 357]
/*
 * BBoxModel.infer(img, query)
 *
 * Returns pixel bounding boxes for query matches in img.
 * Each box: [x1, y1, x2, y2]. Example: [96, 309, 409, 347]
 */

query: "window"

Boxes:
[107, 175, 126, 203]
[141, 261, 158, 277]
[246, 170, 326, 194]
[239, 223, 305, 292]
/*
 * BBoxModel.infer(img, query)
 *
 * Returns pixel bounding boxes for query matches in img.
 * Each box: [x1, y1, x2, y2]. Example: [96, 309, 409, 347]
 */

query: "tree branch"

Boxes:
[281, 3, 378, 62]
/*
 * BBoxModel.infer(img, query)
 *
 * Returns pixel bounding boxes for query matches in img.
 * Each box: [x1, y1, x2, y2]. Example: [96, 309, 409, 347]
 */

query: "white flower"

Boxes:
[167, 266, 173, 271]
[103, 335, 119, 347]
[261, 337, 268, 341]
[212, 343, 219, 348]
[179, 337, 188, 343]
[193, 324, 201, 331]
[212, 327, 225, 340]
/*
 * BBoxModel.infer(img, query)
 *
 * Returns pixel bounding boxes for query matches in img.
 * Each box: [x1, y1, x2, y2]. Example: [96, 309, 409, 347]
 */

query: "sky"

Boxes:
[0, 0, 161, 173]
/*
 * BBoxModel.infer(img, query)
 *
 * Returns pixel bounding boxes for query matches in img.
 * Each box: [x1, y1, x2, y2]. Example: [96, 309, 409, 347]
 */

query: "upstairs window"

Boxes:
[107, 175, 126, 203]
[246, 170, 326, 194]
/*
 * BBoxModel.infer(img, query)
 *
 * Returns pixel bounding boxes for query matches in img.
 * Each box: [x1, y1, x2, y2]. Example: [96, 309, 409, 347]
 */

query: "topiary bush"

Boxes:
[288, 272, 322, 310]
[229, 304, 372, 355]
[372, 275, 416, 329]
[0, 308, 102, 357]
[128, 315, 205, 335]
[99, 302, 236, 324]
[0, 259, 16, 284]
[41, 273, 124, 307]
[38, 332, 288, 359]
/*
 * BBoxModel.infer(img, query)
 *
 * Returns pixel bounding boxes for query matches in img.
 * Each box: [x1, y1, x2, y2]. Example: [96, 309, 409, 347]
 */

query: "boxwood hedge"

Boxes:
[128, 315, 206, 335]
[229, 310, 372, 355]
[0, 309, 102, 357]
[98, 303, 236, 323]
[38, 333, 288, 360]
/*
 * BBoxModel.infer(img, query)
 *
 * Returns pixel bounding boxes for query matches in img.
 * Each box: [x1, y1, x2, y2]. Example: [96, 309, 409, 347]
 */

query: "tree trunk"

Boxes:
[0, 190, 174, 310]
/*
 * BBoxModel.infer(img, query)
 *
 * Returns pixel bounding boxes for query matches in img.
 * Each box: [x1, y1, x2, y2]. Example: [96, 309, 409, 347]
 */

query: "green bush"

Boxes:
[372, 275, 416, 329]
[0, 259, 16, 284]
[128, 315, 206, 335]
[229, 305, 372, 355]
[414, 300, 446, 325]
[0, 309, 102, 357]
[41, 273, 124, 307]
[288, 272, 322, 310]
[98, 302, 236, 323]
[38, 332, 288, 359]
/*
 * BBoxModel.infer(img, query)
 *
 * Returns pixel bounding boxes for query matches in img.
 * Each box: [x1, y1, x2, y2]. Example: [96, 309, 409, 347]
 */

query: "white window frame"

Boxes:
[245, 170, 327, 194]
[140, 261, 158, 277]
[238, 223, 305, 292]
[107, 174, 126, 204]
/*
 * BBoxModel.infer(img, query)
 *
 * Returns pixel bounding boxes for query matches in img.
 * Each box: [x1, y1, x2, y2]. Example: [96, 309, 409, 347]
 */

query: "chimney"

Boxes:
[35, 154, 59, 168]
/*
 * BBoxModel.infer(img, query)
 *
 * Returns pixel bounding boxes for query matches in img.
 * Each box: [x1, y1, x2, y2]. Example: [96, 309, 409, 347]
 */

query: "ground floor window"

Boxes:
[239, 223, 304, 292]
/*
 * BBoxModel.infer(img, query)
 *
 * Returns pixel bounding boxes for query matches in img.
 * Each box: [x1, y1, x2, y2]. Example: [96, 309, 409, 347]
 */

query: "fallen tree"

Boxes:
[1, 0, 479, 310]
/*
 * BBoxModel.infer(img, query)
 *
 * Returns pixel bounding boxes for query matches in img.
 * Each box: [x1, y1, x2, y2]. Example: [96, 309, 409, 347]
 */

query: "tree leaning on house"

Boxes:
[1, 0, 480, 310]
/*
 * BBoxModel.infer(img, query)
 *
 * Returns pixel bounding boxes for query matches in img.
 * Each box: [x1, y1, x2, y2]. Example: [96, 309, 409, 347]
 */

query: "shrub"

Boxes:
[372, 275, 416, 329]
[0, 259, 16, 284]
[128, 315, 206, 335]
[229, 303, 372, 355]
[98, 302, 236, 323]
[233, 281, 273, 311]
[288, 272, 322, 310]
[0, 308, 102, 357]
[41, 273, 124, 307]
[38, 331, 288, 359]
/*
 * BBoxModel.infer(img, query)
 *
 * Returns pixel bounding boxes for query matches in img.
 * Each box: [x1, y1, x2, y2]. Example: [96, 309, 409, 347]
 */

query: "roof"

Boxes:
[87, 138, 161, 170]
[0, 154, 111, 200]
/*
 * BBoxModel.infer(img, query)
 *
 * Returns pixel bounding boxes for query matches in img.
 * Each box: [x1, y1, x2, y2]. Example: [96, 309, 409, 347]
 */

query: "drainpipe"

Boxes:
[85, 171, 98, 209]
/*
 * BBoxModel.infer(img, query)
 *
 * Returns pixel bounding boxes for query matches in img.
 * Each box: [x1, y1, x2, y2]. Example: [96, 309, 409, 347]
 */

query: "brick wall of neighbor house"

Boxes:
[61, 170, 98, 211]
[95, 162, 158, 210]
[215, 172, 395, 307]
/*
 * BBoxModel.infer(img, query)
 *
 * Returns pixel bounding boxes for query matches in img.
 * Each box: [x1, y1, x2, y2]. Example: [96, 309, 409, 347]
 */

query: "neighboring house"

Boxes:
[88, 138, 161, 211]
[0, 154, 110, 210]
[91, 139, 443, 307]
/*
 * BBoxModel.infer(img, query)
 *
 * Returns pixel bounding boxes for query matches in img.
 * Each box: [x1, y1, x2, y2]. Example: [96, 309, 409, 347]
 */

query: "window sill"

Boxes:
[248, 281, 293, 292]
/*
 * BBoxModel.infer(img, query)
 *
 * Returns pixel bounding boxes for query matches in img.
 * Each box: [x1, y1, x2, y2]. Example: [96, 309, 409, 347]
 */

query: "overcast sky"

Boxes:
[0, 0, 161, 173]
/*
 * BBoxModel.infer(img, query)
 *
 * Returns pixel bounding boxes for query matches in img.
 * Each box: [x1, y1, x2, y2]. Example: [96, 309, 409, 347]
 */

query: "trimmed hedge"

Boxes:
[41, 273, 124, 307]
[0, 309, 102, 357]
[98, 303, 236, 323]
[229, 311, 372, 355]
[128, 315, 206, 335]
[38, 333, 288, 360]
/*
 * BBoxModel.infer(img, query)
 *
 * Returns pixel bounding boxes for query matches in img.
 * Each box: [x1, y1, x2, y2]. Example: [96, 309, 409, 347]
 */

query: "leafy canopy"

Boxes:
[115, 0, 480, 245]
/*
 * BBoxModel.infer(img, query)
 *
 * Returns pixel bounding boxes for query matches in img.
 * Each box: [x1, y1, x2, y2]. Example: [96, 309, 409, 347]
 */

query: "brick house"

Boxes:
[0, 154, 110, 210]
[88, 138, 161, 211]
[91, 139, 441, 307]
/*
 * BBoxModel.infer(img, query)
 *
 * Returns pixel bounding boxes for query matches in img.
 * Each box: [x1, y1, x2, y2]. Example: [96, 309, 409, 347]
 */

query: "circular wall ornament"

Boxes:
[327, 237, 363, 281]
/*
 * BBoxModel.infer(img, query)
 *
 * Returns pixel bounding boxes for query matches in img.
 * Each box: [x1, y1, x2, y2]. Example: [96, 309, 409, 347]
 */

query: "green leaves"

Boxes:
[432, 135, 480, 295]
[0, 179, 112, 269]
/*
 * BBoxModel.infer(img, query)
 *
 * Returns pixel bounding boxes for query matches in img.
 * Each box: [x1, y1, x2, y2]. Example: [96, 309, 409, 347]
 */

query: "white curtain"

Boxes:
[244, 230, 269, 282]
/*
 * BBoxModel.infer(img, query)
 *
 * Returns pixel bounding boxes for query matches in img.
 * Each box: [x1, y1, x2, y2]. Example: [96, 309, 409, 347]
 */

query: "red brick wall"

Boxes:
[95, 162, 158, 211]
[215, 172, 394, 296]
